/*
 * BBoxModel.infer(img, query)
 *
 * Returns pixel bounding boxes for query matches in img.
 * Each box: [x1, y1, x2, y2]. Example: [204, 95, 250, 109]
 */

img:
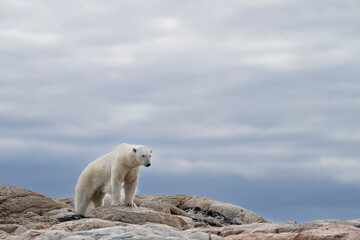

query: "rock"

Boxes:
[225, 225, 360, 240]
[135, 195, 266, 225]
[209, 203, 266, 224]
[89, 206, 189, 229]
[0, 224, 19, 234]
[302, 219, 360, 229]
[134, 197, 189, 216]
[36, 223, 222, 240]
[226, 232, 298, 240]
[0, 183, 68, 217]
[13, 225, 27, 235]
[1, 183, 359, 240]
[187, 221, 360, 239]
[60, 194, 265, 227]
[192, 231, 223, 240]
[294, 225, 360, 240]
[99, 196, 190, 217]
[0, 224, 27, 236]
[50, 218, 123, 231]
[136, 194, 188, 207]
[0, 184, 74, 231]
[56, 197, 75, 207]
[36, 230, 68, 240]
[0, 230, 12, 240]
[186, 222, 301, 237]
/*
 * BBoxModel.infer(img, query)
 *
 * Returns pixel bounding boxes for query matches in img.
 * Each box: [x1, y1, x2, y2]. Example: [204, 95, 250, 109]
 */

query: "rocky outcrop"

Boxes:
[0, 183, 74, 234]
[0, 184, 69, 218]
[1, 183, 359, 240]
[133, 195, 266, 225]
[186, 220, 360, 239]
[24, 223, 223, 240]
[223, 225, 360, 240]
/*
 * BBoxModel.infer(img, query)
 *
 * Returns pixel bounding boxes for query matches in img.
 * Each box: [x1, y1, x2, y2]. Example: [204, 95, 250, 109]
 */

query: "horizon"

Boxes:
[1, 0, 360, 224]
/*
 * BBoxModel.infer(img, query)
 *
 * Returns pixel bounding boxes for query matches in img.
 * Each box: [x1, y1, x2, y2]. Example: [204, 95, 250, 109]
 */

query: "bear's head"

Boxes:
[132, 145, 152, 167]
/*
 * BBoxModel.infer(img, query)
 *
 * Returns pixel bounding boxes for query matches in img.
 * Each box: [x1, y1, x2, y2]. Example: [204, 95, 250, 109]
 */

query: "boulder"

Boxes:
[0, 183, 73, 231]
[0, 183, 68, 217]
[134, 195, 266, 225]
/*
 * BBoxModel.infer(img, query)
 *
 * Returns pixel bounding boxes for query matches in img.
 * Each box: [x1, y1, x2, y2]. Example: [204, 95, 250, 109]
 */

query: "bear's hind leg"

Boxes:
[75, 195, 91, 215]
[91, 190, 106, 208]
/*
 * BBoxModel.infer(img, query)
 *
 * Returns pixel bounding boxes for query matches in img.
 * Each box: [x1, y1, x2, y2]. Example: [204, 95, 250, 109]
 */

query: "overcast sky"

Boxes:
[1, 0, 360, 223]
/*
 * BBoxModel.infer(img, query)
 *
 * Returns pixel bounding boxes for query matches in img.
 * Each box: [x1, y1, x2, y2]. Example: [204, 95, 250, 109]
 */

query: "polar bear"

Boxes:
[74, 143, 152, 215]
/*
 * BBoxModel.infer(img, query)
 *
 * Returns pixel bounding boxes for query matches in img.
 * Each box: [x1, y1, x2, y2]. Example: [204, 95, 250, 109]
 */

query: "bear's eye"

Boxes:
[149, 155, 151, 157]
[142, 155, 145, 157]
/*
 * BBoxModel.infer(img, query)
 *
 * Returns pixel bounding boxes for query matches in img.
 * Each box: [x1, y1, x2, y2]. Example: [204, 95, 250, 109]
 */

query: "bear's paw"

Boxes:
[110, 202, 121, 207]
[124, 202, 137, 208]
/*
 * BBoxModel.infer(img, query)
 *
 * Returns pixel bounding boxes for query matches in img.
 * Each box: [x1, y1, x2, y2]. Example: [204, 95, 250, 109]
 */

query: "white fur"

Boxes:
[74, 143, 152, 215]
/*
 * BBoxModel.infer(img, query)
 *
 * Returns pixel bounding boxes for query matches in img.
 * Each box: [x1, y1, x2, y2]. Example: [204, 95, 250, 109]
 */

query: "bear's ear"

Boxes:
[132, 148, 136, 153]
[150, 149, 153, 153]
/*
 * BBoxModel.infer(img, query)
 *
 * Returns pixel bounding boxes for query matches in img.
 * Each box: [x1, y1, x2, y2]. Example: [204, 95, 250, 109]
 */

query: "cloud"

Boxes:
[148, 17, 180, 32]
[1, 0, 360, 223]
[0, 29, 62, 44]
[0, 0, 360, 188]
[299, 157, 360, 184]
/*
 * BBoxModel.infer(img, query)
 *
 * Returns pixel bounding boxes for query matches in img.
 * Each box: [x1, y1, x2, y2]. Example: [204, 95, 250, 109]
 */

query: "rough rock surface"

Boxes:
[186, 220, 360, 239]
[0, 183, 73, 232]
[1, 183, 360, 240]
[88, 205, 190, 228]
[49, 218, 123, 231]
[0, 184, 68, 217]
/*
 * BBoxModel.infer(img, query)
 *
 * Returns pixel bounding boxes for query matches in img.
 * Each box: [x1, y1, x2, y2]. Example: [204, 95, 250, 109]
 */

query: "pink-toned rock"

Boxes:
[187, 222, 360, 240]
[294, 225, 360, 240]
[302, 219, 360, 229]
[225, 232, 298, 240]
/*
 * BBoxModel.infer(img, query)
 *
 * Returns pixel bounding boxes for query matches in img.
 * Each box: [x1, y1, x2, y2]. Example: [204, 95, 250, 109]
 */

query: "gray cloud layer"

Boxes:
[1, 0, 360, 222]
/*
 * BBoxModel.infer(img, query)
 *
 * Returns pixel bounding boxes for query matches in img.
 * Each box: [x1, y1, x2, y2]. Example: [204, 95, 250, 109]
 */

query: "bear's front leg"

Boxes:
[123, 180, 137, 207]
[110, 176, 122, 206]
[123, 168, 140, 207]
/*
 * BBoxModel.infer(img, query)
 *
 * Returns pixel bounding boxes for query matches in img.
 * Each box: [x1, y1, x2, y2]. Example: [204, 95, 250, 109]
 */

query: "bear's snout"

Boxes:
[145, 163, 151, 167]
